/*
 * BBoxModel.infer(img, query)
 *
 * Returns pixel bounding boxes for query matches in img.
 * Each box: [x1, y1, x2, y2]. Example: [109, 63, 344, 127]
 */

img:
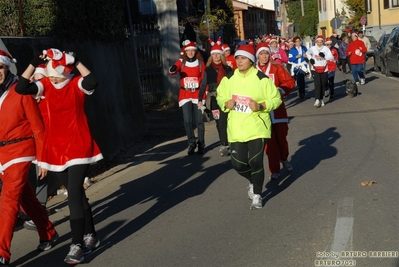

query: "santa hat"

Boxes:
[33, 64, 48, 77]
[235, 44, 255, 62]
[0, 50, 17, 67]
[325, 37, 332, 44]
[182, 39, 197, 51]
[269, 37, 277, 43]
[222, 44, 230, 51]
[209, 37, 224, 55]
[352, 32, 358, 37]
[255, 42, 270, 58]
[43, 48, 74, 75]
[288, 38, 294, 44]
[315, 35, 324, 42]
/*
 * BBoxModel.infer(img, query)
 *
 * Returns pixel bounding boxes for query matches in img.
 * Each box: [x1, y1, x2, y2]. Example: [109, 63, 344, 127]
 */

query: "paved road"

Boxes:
[10, 62, 399, 267]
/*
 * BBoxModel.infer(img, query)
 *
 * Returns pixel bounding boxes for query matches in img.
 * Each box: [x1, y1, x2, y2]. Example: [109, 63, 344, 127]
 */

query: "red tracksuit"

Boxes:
[256, 61, 295, 173]
[0, 81, 56, 263]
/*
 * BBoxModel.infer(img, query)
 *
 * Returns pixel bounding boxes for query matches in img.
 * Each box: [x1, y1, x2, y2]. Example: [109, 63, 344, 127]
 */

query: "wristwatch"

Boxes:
[258, 103, 264, 111]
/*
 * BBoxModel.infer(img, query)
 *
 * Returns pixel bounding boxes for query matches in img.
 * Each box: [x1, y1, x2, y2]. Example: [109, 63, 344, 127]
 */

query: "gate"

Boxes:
[133, 23, 165, 104]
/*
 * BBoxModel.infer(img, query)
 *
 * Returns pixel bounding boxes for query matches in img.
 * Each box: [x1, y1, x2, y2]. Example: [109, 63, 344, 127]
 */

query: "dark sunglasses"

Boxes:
[0, 65, 5, 69]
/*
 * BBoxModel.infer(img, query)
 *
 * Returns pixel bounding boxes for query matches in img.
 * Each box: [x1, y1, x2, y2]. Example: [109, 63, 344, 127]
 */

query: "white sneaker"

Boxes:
[314, 99, 320, 107]
[281, 160, 293, 171]
[247, 183, 254, 200]
[324, 90, 330, 97]
[321, 100, 325, 107]
[250, 194, 262, 210]
[360, 78, 365, 85]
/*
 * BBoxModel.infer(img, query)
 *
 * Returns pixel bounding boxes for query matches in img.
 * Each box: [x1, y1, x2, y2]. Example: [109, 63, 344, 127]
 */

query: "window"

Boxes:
[323, 0, 327, 11]
[318, 0, 322, 12]
[384, 0, 389, 8]
[366, 0, 372, 12]
[392, 0, 399, 7]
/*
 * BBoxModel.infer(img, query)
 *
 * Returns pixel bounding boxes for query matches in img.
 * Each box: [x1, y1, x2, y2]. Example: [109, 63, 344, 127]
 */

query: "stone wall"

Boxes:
[2, 37, 147, 161]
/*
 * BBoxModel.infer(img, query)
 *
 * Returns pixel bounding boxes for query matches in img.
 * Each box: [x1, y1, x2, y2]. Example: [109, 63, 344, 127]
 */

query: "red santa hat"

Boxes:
[269, 37, 277, 43]
[0, 50, 17, 67]
[43, 48, 74, 75]
[255, 42, 270, 58]
[325, 37, 332, 44]
[288, 38, 294, 44]
[209, 37, 224, 55]
[182, 39, 197, 51]
[352, 32, 358, 37]
[222, 44, 230, 51]
[234, 44, 255, 62]
[315, 35, 324, 42]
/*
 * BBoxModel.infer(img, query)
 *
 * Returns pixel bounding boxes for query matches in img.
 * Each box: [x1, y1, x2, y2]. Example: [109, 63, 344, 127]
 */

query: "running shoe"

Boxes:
[64, 244, 84, 264]
[24, 219, 37, 231]
[270, 173, 280, 180]
[250, 194, 262, 210]
[37, 232, 59, 251]
[83, 233, 100, 255]
[0, 256, 9, 266]
[281, 160, 293, 171]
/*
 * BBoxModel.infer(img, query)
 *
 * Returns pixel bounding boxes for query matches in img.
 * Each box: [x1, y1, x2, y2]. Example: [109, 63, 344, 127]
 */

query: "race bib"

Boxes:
[183, 77, 199, 89]
[232, 94, 253, 114]
[212, 110, 220, 120]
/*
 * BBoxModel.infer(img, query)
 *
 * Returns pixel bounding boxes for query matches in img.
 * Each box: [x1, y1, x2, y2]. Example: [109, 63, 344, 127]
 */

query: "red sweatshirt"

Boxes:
[346, 39, 367, 65]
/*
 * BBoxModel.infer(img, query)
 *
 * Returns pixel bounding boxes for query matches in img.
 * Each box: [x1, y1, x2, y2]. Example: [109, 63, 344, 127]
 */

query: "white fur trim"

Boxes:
[235, 50, 255, 62]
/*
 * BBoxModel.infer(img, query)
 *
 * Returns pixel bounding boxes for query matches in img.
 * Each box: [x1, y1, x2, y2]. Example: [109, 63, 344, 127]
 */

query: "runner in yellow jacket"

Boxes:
[216, 44, 282, 210]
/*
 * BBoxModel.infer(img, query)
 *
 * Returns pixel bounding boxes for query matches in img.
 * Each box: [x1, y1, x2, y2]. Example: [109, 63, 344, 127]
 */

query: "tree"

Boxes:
[286, 0, 318, 37]
[343, 0, 365, 30]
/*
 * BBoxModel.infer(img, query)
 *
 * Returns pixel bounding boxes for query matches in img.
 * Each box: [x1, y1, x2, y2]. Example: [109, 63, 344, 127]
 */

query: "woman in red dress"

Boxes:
[16, 49, 102, 264]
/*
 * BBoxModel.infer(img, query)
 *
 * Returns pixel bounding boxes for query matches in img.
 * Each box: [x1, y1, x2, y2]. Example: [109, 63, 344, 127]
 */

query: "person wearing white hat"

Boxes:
[346, 32, 367, 85]
[216, 44, 282, 210]
[16, 49, 102, 264]
[0, 50, 58, 266]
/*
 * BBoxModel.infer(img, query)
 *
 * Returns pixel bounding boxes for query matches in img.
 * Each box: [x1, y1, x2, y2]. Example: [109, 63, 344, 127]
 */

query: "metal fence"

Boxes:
[133, 23, 165, 104]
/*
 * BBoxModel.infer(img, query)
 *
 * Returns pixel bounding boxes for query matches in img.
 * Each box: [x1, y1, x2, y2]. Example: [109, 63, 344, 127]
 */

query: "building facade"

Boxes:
[365, 0, 399, 39]
[317, 0, 349, 38]
[233, 0, 275, 40]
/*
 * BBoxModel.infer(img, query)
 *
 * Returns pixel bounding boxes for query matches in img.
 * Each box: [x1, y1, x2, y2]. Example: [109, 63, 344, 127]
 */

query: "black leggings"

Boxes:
[54, 164, 96, 245]
[230, 138, 267, 194]
[211, 96, 228, 146]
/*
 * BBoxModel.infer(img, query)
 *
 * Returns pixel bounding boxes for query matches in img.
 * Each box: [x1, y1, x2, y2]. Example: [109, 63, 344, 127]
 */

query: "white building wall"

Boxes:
[245, 0, 275, 11]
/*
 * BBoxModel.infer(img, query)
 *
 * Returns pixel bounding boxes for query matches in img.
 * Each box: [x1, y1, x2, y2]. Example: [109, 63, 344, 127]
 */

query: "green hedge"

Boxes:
[0, 0, 127, 43]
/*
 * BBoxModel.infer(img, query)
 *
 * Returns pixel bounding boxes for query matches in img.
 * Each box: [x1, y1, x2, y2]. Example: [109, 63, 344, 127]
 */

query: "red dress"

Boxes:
[36, 75, 103, 171]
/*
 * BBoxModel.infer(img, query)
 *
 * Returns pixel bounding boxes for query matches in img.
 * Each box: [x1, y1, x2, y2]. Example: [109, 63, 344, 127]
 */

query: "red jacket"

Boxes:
[169, 58, 206, 107]
[327, 48, 338, 72]
[346, 39, 367, 65]
[0, 81, 45, 173]
[225, 54, 237, 70]
[256, 61, 295, 123]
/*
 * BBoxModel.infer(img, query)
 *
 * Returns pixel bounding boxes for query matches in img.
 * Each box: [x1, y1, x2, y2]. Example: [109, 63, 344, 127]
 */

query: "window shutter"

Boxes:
[384, 0, 389, 9]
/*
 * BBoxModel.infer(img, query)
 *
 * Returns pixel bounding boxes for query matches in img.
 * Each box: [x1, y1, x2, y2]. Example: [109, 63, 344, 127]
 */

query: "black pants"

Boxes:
[295, 69, 306, 95]
[54, 164, 96, 245]
[327, 71, 335, 96]
[210, 96, 228, 146]
[230, 138, 267, 195]
[312, 71, 328, 100]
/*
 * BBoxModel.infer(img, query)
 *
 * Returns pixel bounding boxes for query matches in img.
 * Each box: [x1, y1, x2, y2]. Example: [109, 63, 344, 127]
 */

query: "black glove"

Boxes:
[310, 59, 315, 65]
[319, 52, 325, 58]
[170, 65, 177, 72]
[305, 58, 309, 63]
[30, 53, 46, 68]
[66, 51, 79, 65]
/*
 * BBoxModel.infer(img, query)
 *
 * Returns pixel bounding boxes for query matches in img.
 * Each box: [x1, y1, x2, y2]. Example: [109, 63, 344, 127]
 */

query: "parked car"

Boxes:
[374, 33, 390, 72]
[382, 26, 399, 76]
[366, 35, 377, 57]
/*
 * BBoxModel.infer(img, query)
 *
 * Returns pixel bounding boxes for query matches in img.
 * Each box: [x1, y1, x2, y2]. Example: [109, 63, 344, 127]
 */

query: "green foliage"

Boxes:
[0, 0, 20, 36]
[286, 0, 319, 37]
[344, 0, 365, 29]
[24, 0, 56, 36]
[0, 0, 127, 43]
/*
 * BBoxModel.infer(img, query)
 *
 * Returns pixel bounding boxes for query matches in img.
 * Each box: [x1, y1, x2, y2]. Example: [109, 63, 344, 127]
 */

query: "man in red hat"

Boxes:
[255, 42, 295, 180]
[0, 50, 58, 266]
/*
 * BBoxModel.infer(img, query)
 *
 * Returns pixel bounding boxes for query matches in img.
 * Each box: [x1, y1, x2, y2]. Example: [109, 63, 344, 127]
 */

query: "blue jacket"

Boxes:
[288, 46, 308, 64]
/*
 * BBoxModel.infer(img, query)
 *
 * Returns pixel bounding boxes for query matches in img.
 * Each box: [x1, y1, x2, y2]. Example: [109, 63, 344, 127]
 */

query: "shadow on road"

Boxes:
[263, 127, 341, 205]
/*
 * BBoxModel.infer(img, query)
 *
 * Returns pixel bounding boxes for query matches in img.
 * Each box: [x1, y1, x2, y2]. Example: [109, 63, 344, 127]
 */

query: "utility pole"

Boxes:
[300, 0, 304, 16]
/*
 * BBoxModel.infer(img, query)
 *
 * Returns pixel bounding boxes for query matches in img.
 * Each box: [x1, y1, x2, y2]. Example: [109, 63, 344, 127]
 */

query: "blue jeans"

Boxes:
[181, 101, 205, 147]
[350, 64, 365, 83]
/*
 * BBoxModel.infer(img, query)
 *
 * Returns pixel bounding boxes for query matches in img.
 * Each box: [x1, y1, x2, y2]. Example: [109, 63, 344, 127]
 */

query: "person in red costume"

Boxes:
[16, 49, 103, 265]
[325, 37, 339, 98]
[255, 43, 295, 180]
[346, 32, 367, 85]
[222, 44, 237, 70]
[0, 50, 58, 267]
[169, 40, 206, 155]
